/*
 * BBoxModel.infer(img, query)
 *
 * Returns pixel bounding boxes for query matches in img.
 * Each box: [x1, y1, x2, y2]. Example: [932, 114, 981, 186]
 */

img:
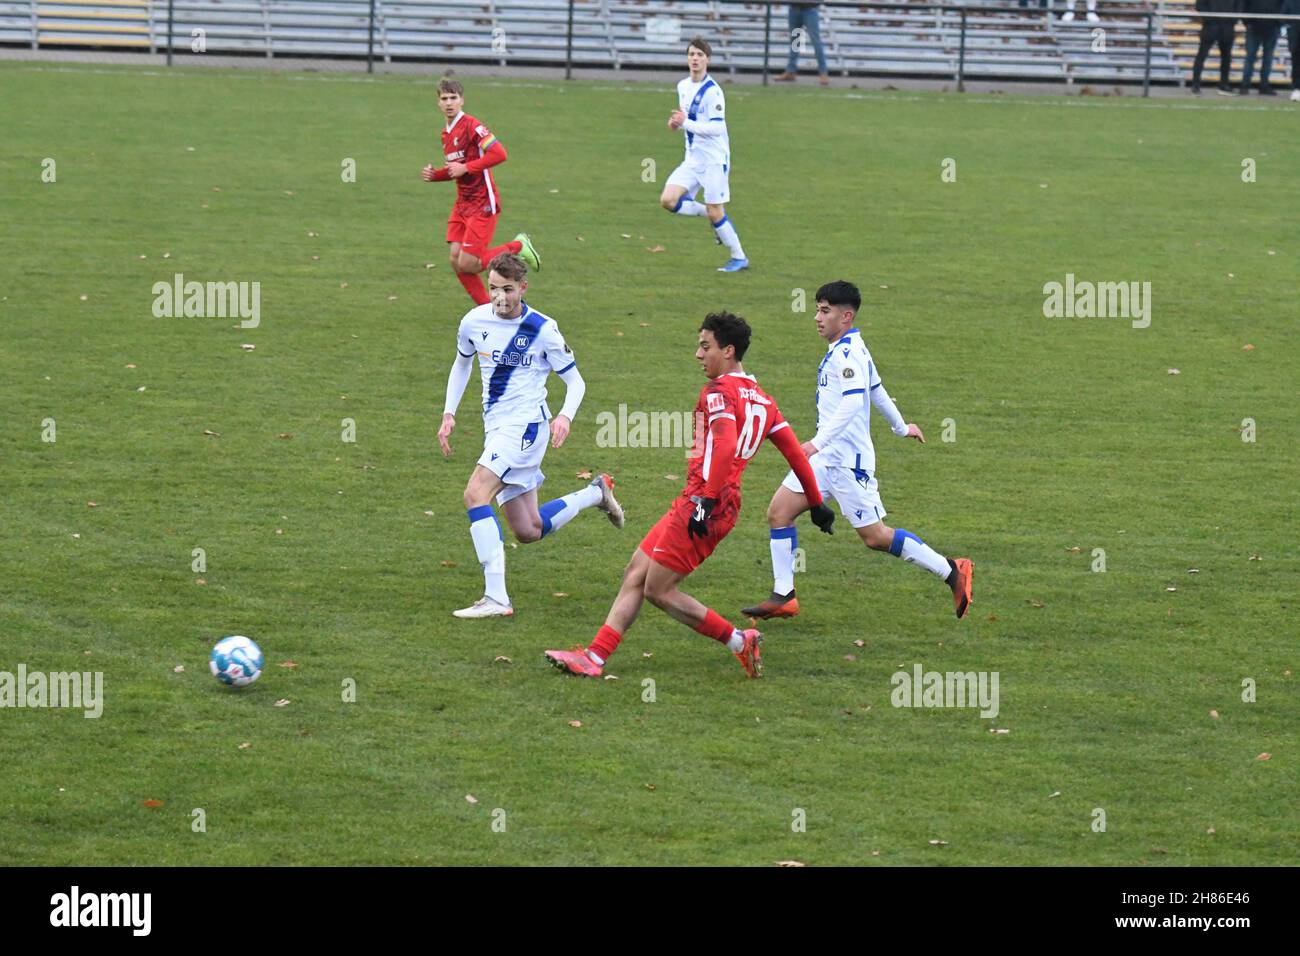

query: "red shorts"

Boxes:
[446, 206, 498, 257]
[638, 494, 739, 577]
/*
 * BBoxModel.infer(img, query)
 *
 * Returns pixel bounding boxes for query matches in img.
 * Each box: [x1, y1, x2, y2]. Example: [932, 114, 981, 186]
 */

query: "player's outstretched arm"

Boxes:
[769, 424, 834, 534]
[550, 364, 585, 448]
[870, 385, 922, 441]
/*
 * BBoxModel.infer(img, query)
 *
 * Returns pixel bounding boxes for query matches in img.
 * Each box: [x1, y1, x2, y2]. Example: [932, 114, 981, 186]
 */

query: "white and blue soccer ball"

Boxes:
[209, 635, 264, 687]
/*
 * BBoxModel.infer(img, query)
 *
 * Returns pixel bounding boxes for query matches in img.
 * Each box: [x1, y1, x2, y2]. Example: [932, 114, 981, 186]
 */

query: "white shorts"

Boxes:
[667, 160, 730, 205]
[477, 420, 547, 505]
[781, 456, 886, 529]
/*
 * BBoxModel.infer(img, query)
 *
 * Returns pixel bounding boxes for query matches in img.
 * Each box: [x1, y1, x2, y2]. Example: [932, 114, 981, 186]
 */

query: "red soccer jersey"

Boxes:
[441, 111, 503, 215]
[683, 371, 789, 502]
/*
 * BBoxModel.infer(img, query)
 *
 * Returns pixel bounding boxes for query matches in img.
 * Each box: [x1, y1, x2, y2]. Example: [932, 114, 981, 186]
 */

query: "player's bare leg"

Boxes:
[643, 560, 763, 678]
[708, 202, 749, 272]
[546, 548, 651, 677]
[500, 473, 623, 545]
[455, 465, 512, 618]
[448, 240, 489, 304]
[660, 183, 708, 217]
[742, 485, 809, 619]
[856, 521, 973, 620]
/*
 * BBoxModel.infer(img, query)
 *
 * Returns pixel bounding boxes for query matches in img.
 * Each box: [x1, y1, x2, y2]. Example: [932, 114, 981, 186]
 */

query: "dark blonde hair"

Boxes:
[488, 253, 527, 283]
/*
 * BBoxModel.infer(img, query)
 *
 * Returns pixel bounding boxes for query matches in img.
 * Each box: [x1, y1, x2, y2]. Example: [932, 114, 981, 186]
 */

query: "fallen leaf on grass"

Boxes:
[1167, 368, 1181, 375]
[1049, 791, 1061, 798]
[567, 720, 582, 728]
[646, 245, 666, 253]
[1248, 554, 1262, 561]
[643, 783, 656, 791]
[440, 560, 456, 568]
[1242, 343, 1256, 351]
[1166, 586, 1178, 592]
[663, 474, 679, 481]
[71, 533, 81, 540]
[1210, 709, 1220, 719]
[143, 799, 164, 809]
[603, 674, 619, 681]
[852, 639, 865, 648]
[642, 652, 653, 658]
[1256, 753, 1271, 761]
[173, 665, 185, 673]
[79, 294, 88, 301]
[620, 233, 631, 239]
[1206, 827, 1216, 834]
[990, 728, 1010, 735]
[1026, 600, 1044, 608]
[124, 364, 136, 369]
[553, 592, 569, 598]
[194, 578, 207, 585]
[238, 742, 251, 750]
[928, 840, 948, 846]
[493, 656, 512, 664]
[775, 860, 806, 867]
[465, 794, 478, 804]
[843, 654, 857, 662]
[575, 469, 593, 479]
[274, 528, 283, 535]
[136, 386, 147, 392]
[1066, 546, 1081, 553]
[1187, 568, 1199, 574]
[279, 660, 298, 669]
[86, 501, 97, 508]
[202, 429, 219, 437]
[240, 343, 256, 351]
[870, 850, 881, 856]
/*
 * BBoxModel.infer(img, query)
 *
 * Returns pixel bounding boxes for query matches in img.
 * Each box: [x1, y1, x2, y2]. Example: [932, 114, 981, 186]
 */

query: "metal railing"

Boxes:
[9, 1, 1297, 94]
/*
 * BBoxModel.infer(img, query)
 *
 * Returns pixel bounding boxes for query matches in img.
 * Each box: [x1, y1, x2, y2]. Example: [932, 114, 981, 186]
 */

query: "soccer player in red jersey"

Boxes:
[545, 313, 835, 680]
[421, 78, 540, 306]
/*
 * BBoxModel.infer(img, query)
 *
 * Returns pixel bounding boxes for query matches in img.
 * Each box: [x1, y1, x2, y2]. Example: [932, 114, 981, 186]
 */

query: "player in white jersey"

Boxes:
[659, 36, 749, 273]
[741, 280, 973, 621]
[439, 253, 624, 618]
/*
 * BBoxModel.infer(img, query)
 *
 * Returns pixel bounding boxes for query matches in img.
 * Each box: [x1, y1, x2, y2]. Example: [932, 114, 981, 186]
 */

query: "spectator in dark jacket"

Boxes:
[1239, 0, 1283, 94]
[1192, 0, 1242, 94]
[1284, 0, 1300, 99]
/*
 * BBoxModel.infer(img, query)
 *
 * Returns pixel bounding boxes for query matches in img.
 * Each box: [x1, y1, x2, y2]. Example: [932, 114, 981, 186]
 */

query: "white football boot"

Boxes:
[453, 596, 514, 618]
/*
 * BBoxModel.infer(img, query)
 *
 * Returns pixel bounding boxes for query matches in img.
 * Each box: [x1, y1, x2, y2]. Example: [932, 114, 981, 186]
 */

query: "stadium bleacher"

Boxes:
[0, 0, 1291, 88]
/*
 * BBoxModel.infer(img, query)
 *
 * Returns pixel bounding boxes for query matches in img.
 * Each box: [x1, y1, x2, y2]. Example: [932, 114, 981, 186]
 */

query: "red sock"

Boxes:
[479, 240, 522, 270]
[589, 624, 622, 662]
[693, 608, 735, 643]
[456, 271, 490, 305]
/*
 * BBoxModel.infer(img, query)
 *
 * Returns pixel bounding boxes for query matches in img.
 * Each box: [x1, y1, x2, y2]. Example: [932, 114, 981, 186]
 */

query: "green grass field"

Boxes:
[1, 62, 1296, 866]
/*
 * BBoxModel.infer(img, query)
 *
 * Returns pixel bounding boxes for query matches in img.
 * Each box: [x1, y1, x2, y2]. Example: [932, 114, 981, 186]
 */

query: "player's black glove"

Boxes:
[809, 503, 835, 535]
[687, 496, 718, 539]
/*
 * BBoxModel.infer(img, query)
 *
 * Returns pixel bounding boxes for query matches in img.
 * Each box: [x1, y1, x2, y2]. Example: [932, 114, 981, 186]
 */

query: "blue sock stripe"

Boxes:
[671, 195, 685, 213]
[712, 215, 730, 230]
[890, 528, 922, 557]
[538, 498, 566, 538]
[770, 526, 797, 542]
[467, 505, 494, 522]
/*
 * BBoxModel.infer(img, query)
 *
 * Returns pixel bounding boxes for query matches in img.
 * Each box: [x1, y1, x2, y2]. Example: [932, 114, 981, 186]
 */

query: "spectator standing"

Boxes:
[1239, 0, 1283, 94]
[774, 2, 830, 85]
[1192, 0, 1242, 95]
[1284, 0, 1300, 100]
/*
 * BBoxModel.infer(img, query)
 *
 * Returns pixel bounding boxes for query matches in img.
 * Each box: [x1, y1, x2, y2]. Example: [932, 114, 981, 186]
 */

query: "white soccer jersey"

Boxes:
[676, 74, 730, 168]
[813, 328, 900, 476]
[455, 302, 575, 432]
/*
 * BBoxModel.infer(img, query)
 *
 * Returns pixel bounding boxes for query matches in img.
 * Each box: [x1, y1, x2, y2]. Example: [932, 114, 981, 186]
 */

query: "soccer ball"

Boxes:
[209, 635, 264, 687]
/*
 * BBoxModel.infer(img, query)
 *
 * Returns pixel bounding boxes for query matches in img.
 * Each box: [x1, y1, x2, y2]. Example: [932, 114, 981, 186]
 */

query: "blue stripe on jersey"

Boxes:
[708, 117, 725, 122]
[843, 388, 865, 396]
[685, 76, 716, 148]
[554, 360, 575, 375]
[871, 381, 883, 390]
[458, 349, 474, 358]
[485, 306, 545, 410]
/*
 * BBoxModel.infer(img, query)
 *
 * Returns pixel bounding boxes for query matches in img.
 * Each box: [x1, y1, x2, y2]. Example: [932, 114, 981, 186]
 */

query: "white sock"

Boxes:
[712, 216, 745, 259]
[675, 198, 709, 216]
[468, 507, 509, 605]
[891, 529, 950, 579]
[539, 483, 602, 537]
[726, 629, 746, 653]
[586, 649, 604, 665]
[770, 527, 797, 594]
